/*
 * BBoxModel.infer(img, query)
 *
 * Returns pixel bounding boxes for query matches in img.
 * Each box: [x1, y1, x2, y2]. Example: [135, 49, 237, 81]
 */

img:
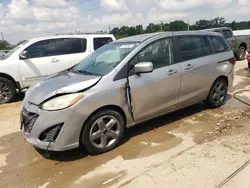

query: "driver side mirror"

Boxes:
[19, 51, 28, 60]
[134, 62, 153, 74]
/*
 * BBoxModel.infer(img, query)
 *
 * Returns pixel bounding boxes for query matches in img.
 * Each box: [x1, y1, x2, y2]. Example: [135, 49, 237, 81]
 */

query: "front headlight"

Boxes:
[41, 93, 84, 111]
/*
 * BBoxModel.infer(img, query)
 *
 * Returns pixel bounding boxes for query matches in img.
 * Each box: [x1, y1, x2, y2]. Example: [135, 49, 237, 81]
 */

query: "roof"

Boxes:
[174, 30, 222, 36]
[114, 32, 167, 43]
[201, 27, 231, 31]
[114, 30, 222, 44]
[28, 33, 115, 42]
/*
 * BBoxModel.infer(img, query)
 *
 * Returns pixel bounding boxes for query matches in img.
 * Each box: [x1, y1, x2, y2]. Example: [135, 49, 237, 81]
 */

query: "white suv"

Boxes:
[0, 33, 116, 104]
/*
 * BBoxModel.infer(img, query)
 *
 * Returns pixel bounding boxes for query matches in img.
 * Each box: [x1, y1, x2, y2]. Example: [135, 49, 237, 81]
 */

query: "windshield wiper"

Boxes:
[75, 70, 101, 76]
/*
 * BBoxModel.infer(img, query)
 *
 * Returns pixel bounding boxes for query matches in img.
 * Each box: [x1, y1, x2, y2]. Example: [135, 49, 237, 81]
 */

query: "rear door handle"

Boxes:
[51, 58, 59, 63]
[167, 69, 178, 75]
[184, 64, 194, 70]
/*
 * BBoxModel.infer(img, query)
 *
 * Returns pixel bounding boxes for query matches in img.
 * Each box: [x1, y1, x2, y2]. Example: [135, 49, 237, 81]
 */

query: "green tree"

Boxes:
[168, 20, 188, 31]
[0, 40, 11, 50]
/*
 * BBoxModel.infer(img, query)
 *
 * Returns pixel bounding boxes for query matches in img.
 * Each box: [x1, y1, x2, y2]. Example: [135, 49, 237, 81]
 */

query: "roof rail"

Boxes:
[54, 31, 109, 35]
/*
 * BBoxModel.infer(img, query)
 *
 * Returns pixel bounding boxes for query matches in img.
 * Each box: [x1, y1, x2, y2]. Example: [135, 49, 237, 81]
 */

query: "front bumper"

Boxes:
[21, 102, 88, 151]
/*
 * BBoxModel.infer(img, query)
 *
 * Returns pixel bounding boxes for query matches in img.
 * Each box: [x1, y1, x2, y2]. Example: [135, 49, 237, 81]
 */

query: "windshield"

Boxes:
[72, 42, 139, 76]
[1, 40, 29, 60]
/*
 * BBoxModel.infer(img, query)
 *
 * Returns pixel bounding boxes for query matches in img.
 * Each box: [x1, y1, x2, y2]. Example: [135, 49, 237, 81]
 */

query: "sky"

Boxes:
[0, 0, 250, 44]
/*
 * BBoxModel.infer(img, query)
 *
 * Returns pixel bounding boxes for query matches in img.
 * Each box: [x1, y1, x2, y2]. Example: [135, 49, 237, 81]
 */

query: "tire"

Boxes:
[81, 110, 125, 155]
[204, 78, 228, 109]
[236, 46, 246, 61]
[0, 77, 16, 104]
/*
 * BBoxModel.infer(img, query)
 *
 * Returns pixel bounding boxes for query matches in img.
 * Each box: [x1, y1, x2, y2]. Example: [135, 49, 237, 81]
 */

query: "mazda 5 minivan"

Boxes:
[21, 31, 235, 155]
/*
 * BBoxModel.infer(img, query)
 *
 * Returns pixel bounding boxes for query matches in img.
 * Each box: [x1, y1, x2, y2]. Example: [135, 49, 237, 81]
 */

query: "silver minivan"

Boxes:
[21, 31, 235, 155]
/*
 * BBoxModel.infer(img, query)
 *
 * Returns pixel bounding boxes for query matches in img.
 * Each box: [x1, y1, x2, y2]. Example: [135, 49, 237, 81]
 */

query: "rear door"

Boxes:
[128, 37, 181, 121]
[176, 35, 214, 108]
[54, 38, 90, 69]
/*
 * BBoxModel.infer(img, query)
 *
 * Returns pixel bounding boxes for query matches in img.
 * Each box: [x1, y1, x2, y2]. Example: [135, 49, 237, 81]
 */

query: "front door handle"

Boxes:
[184, 64, 194, 70]
[167, 69, 178, 75]
[51, 58, 59, 63]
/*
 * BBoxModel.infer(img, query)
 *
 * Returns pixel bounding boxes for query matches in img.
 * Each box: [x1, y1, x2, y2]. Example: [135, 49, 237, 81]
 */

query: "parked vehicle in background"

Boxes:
[0, 33, 115, 104]
[21, 31, 235, 155]
[202, 27, 250, 60]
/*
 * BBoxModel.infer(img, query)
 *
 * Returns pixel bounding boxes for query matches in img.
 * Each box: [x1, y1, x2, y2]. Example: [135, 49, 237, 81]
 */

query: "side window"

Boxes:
[222, 30, 233, 38]
[25, 39, 59, 58]
[178, 36, 212, 62]
[209, 35, 231, 53]
[130, 38, 173, 70]
[93, 37, 113, 50]
[56, 38, 86, 55]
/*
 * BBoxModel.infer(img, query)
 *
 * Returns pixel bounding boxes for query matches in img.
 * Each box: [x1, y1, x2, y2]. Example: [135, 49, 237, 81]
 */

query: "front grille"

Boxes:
[21, 107, 39, 133]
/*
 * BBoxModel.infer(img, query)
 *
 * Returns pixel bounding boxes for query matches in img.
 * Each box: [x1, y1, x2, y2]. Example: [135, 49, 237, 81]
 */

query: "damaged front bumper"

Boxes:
[21, 102, 88, 151]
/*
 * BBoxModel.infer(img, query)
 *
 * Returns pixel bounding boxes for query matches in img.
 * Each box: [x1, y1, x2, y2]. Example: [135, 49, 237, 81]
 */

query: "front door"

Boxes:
[19, 38, 89, 87]
[19, 39, 62, 87]
[128, 37, 181, 122]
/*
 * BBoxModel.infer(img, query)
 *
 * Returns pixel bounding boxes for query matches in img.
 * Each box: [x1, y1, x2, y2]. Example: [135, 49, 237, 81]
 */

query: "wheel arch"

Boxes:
[0, 72, 19, 91]
[79, 104, 127, 143]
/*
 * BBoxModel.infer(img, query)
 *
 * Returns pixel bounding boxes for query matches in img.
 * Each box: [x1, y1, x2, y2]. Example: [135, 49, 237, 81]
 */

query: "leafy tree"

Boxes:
[0, 40, 11, 50]
[168, 20, 188, 31]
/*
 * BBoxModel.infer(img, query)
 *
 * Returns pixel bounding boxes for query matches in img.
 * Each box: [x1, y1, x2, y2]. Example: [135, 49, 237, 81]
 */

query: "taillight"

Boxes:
[229, 58, 236, 65]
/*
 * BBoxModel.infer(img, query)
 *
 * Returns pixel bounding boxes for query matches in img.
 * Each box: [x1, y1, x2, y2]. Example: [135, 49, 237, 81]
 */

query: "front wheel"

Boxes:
[0, 77, 16, 104]
[204, 78, 228, 109]
[81, 110, 125, 155]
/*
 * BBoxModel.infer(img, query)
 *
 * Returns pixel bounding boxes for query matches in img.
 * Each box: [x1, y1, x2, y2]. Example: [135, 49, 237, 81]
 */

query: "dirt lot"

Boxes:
[1, 61, 250, 188]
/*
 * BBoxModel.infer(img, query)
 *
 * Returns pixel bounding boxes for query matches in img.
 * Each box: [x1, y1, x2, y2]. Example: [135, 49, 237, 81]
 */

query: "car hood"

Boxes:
[25, 70, 102, 105]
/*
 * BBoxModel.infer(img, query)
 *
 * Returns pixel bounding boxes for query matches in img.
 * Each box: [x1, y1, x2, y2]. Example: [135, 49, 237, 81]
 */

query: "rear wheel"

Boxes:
[236, 46, 246, 61]
[204, 78, 228, 109]
[0, 77, 16, 104]
[81, 110, 125, 155]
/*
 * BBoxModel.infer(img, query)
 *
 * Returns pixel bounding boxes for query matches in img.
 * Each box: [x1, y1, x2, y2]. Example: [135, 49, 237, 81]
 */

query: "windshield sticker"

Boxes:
[120, 44, 135, 49]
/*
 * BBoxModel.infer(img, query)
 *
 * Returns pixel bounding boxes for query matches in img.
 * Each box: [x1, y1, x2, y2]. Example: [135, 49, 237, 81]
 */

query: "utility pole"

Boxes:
[108, 25, 111, 34]
[160, 21, 163, 31]
[187, 18, 190, 31]
[0, 32, 4, 41]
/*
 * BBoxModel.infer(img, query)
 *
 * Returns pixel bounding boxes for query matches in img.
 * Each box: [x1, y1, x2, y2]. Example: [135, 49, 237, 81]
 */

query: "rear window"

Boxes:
[209, 35, 231, 53]
[222, 30, 233, 38]
[93, 37, 113, 50]
[178, 36, 212, 62]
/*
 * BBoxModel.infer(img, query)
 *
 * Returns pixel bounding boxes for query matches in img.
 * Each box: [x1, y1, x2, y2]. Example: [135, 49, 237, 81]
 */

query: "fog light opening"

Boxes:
[39, 123, 63, 142]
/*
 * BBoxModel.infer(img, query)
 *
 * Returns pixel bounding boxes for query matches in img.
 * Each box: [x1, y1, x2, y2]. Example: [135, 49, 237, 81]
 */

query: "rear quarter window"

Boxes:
[209, 35, 231, 53]
[222, 30, 233, 38]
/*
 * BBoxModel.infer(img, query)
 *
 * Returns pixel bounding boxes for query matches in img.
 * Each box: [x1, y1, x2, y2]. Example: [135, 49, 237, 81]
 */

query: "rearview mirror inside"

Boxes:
[19, 51, 28, 60]
[134, 62, 153, 74]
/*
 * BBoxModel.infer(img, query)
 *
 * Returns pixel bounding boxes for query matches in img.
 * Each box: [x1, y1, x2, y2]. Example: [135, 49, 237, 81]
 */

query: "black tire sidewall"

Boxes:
[0, 77, 16, 104]
[81, 110, 125, 155]
[205, 78, 228, 108]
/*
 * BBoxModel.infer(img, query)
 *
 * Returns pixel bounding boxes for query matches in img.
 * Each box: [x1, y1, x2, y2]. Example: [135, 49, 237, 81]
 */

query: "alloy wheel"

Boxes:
[239, 47, 246, 60]
[0, 82, 11, 103]
[89, 115, 121, 149]
[212, 82, 227, 105]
